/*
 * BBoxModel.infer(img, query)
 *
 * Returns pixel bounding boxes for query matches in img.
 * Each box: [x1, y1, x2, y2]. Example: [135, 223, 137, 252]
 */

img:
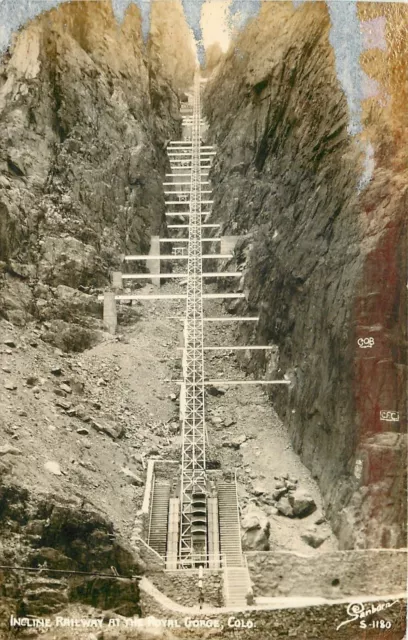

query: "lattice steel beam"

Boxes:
[179, 75, 208, 563]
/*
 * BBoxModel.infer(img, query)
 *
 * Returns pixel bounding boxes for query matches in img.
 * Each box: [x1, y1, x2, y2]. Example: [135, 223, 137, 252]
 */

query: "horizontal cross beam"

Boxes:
[159, 238, 221, 243]
[168, 152, 216, 156]
[169, 145, 214, 149]
[177, 346, 273, 351]
[167, 224, 220, 229]
[165, 316, 258, 322]
[205, 380, 290, 385]
[163, 182, 210, 186]
[165, 213, 212, 217]
[98, 293, 245, 301]
[205, 346, 273, 350]
[164, 191, 212, 194]
[169, 379, 290, 385]
[123, 254, 232, 260]
[165, 173, 209, 177]
[164, 200, 214, 205]
[168, 141, 214, 146]
[119, 272, 241, 279]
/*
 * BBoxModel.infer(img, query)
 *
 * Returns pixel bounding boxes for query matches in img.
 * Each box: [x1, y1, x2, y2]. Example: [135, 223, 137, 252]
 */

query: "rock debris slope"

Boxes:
[204, 1, 407, 549]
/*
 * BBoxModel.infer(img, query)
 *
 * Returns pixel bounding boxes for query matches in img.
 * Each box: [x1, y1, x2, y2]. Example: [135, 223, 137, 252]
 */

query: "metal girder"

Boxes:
[179, 75, 207, 563]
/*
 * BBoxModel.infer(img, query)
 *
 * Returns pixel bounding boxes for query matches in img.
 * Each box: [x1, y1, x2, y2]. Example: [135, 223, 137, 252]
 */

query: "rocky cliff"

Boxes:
[204, 1, 407, 549]
[0, 0, 196, 622]
[149, 0, 196, 92]
[0, 0, 195, 339]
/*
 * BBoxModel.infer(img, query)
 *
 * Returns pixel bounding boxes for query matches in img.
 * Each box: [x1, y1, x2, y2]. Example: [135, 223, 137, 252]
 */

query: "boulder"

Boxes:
[0, 444, 21, 456]
[90, 418, 123, 439]
[55, 400, 71, 411]
[222, 434, 247, 450]
[276, 496, 294, 517]
[288, 488, 317, 518]
[44, 461, 62, 476]
[4, 380, 17, 390]
[67, 404, 90, 421]
[252, 483, 266, 496]
[272, 486, 288, 500]
[207, 385, 227, 396]
[301, 528, 328, 548]
[41, 319, 100, 353]
[241, 504, 270, 550]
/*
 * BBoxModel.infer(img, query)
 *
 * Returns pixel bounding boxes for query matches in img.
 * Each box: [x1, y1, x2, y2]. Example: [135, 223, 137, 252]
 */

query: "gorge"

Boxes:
[0, 1, 406, 637]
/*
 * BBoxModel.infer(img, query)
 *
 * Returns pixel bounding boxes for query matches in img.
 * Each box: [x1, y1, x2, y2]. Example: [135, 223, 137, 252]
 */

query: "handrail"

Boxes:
[234, 468, 245, 563]
[141, 459, 155, 515]
[133, 535, 165, 565]
[162, 553, 224, 570]
[222, 554, 229, 605]
[147, 474, 156, 545]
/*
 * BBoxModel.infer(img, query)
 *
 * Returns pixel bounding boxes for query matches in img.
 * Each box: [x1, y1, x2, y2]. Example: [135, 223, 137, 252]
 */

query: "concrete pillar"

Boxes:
[182, 124, 192, 140]
[111, 271, 123, 290]
[221, 235, 241, 255]
[103, 292, 117, 335]
[148, 235, 160, 287]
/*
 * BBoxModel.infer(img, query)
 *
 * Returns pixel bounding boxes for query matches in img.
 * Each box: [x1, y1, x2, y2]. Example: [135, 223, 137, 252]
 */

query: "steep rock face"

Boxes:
[0, 485, 142, 626]
[149, 0, 196, 92]
[204, 2, 407, 548]
[0, 0, 195, 329]
[0, 0, 196, 619]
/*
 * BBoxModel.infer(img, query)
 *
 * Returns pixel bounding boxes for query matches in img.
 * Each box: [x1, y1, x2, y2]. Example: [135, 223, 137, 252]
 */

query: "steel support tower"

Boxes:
[179, 75, 207, 563]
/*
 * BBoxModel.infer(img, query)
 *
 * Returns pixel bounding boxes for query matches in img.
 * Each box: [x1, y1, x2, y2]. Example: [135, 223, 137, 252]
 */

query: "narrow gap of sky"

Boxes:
[0, 0, 394, 140]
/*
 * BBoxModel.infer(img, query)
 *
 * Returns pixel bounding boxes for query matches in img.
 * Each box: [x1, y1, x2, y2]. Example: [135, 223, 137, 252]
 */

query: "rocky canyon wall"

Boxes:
[204, 1, 407, 549]
[0, 0, 196, 622]
[0, 0, 195, 336]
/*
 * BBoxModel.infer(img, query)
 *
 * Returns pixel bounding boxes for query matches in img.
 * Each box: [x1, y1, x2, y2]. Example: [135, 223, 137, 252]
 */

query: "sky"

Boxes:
[0, 0, 401, 138]
[201, 0, 232, 52]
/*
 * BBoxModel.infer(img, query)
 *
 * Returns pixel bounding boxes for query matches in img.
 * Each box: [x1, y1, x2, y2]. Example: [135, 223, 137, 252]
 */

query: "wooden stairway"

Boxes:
[224, 566, 252, 608]
[218, 482, 243, 567]
[148, 479, 170, 557]
[218, 481, 252, 607]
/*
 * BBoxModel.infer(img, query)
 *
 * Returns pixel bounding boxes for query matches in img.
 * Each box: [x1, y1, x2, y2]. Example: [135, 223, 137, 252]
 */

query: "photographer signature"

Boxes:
[336, 600, 399, 630]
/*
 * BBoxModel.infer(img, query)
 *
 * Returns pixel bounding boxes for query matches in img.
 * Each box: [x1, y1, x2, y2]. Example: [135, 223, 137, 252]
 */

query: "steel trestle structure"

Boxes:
[179, 75, 207, 562]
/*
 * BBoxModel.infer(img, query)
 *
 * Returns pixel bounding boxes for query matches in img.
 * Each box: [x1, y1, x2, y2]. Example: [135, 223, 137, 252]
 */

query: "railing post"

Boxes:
[103, 292, 117, 335]
[148, 236, 160, 287]
[111, 271, 123, 291]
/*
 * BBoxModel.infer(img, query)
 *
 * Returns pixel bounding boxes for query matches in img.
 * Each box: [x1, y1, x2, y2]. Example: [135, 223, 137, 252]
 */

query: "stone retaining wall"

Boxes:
[246, 550, 406, 598]
[139, 578, 406, 640]
[149, 570, 223, 607]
